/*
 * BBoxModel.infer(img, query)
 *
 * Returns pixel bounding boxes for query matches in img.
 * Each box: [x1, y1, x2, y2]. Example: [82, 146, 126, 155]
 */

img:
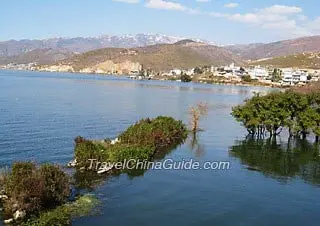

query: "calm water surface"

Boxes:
[0, 70, 319, 226]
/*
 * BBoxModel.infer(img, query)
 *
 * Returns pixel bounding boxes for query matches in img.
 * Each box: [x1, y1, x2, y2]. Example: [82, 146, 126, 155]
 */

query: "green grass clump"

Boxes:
[74, 116, 188, 169]
[119, 116, 187, 148]
[23, 194, 100, 226]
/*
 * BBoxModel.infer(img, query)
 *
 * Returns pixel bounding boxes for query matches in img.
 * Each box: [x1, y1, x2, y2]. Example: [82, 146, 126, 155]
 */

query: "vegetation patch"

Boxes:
[0, 162, 71, 224]
[180, 73, 192, 82]
[231, 90, 320, 141]
[0, 162, 100, 225]
[23, 194, 99, 226]
[73, 116, 188, 170]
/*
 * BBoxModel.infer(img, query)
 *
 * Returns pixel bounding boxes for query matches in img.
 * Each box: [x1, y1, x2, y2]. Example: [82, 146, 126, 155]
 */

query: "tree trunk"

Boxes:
[302, 131, 307, 139]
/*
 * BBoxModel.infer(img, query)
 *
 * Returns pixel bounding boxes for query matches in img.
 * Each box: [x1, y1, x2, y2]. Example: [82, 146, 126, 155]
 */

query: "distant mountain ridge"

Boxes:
[226, 36, 320, 60]
[0, 48, 75, 65]
[0, 34, 214, 58]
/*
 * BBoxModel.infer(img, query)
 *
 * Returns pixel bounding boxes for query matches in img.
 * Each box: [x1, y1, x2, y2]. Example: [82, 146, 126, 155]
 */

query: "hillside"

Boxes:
[226, 36, 320, 60]
[0, 48, 74, 65]
[249, 52, 320, 69]
[59, 41, 242, 72]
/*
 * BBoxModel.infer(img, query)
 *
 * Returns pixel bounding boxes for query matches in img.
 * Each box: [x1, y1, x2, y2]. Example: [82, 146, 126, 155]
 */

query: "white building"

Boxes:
[282, 68, 293, 84]
[248, 66, 268, 80]
[282, 69, 308, 85]
[169, 69, 182, 76]
[311, 71, 319, 82]
[292, 70, 308, 83]
[181, 68, 195, 76]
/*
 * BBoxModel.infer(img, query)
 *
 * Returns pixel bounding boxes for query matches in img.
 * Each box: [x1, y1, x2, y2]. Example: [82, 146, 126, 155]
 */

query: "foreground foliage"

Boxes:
[74, 116, 188, 169]
[2, 162, 70, 220]
[0, 162, 100, 225]
[231, 90, 320, 141]
[23, 194, 99, 226]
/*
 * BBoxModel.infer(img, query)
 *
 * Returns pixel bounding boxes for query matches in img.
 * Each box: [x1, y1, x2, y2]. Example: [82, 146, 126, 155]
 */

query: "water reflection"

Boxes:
[72, 139, 187, 191]
[187, 132, 205, 158]
[229, 137, 320, 186]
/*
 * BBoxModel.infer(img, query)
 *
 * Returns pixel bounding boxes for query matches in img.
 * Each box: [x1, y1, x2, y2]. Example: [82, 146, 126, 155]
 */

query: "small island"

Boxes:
[71, 116, 188, 172]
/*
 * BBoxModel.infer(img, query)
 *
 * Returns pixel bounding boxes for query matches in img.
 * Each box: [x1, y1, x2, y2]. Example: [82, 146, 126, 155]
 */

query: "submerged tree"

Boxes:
[231, 90, 320, 142]
[189, 102, 209, 132]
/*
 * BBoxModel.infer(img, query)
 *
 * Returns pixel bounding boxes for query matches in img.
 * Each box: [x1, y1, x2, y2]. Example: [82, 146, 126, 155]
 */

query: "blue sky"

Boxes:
[0, 0, 319, 44]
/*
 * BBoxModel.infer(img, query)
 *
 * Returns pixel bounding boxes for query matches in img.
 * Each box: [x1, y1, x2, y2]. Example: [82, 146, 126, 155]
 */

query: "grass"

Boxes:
[74, 116, 188, 169]
[23, 194, 100, 226]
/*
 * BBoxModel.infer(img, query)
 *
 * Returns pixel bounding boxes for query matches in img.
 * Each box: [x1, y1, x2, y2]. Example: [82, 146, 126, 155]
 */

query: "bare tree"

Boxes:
[189, 102, 209, 132]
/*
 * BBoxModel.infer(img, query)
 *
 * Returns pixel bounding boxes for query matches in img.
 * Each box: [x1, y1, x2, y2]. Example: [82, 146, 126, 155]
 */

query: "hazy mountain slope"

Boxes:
[60, 40, 242, 72]
[249, 52, 320, 69]
[224, 43, 264, 57]
[0, 49, 75, 65]
[225, 36, 320, 60]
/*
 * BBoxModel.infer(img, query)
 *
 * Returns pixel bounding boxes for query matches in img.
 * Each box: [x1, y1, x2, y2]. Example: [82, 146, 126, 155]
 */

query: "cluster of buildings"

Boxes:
[0, 63, 37, 71]
[160, 63, 320, 86]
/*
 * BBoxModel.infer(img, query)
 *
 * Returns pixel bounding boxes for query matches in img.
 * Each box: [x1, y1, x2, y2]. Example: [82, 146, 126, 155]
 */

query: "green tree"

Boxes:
[180, 73, 192, 82]
[231, 91, 320, 140]
[194, 67, 203, 75]
[271, 69, 282, 82]
[242, 75, 252, 82]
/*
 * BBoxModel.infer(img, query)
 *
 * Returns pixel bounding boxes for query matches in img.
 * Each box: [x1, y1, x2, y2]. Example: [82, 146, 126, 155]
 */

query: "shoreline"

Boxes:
[0, 68, 289, 89]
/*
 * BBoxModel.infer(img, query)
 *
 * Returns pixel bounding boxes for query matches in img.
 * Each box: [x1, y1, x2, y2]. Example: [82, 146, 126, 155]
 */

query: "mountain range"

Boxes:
[1, 34, 320, 70]
[0, 34, 210, 57]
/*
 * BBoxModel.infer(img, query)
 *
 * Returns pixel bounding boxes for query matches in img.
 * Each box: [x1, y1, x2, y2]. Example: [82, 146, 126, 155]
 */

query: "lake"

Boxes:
[0, 70, 319, 226]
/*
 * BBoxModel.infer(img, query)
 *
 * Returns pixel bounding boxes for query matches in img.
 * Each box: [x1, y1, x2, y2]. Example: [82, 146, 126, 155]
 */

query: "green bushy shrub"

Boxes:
[3, 162, 70, 218]
[119, 116, 187, 148]
[74, 116, 188, 169]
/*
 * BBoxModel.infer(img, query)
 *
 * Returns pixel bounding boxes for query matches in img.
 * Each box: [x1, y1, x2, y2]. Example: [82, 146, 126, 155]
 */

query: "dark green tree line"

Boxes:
[231, 90, 320, 142]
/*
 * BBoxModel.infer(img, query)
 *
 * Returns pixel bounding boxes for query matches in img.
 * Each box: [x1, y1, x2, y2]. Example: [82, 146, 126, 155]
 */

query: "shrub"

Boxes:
[39, 164, 70, 208]
[242, 75, 252, 82]
[3, 162, 70, 218]
[74, 137, 107, 168]
[0, 167, 9, 191]
[119, 116, 187, 148]
[180, 74, 192, 82]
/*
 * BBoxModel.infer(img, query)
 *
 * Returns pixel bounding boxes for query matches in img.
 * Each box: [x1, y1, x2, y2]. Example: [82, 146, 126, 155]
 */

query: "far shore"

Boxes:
[0, 68, 290, 89]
